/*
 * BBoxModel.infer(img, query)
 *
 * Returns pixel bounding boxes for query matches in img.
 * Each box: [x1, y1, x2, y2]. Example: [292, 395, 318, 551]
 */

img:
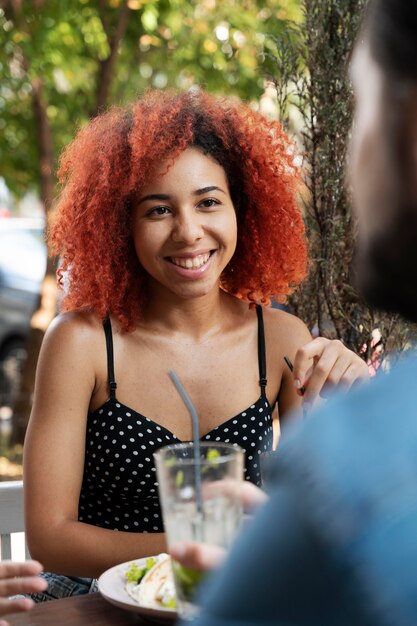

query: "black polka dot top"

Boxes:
[78, 305, 274, 532]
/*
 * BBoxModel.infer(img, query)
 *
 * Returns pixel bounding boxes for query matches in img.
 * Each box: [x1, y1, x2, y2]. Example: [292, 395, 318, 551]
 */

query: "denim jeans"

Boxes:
[30, 572, 98, 603]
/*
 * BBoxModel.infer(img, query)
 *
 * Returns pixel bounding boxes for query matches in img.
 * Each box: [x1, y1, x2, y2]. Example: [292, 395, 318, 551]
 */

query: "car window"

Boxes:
[0, 228, 46, 285]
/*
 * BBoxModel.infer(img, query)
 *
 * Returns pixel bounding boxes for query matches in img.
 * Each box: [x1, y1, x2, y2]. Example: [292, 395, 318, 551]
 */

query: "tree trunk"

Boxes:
[92, 1, 131, 117]
[10, 79, 57, 446]
[270, 0, 416, 366]
[10, 3, 132, 445]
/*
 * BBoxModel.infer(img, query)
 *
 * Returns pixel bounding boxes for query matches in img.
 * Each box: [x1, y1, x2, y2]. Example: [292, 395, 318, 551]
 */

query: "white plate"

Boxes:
[98, 557, 177, 624]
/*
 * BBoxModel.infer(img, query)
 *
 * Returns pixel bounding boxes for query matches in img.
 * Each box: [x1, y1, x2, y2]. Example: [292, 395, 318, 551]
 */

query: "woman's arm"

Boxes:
[23, 314, 166, 579]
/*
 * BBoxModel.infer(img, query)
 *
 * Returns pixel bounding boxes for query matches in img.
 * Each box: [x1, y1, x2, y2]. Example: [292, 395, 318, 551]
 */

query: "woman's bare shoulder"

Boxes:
[262, 306, 312, 351]
[43, 311, 105, 351]
[36, 312, 107, 399]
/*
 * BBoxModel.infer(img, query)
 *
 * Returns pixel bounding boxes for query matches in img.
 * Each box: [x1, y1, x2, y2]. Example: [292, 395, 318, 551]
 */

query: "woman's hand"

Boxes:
[292, 338, 369, 410]
[0, 560, 47, 626]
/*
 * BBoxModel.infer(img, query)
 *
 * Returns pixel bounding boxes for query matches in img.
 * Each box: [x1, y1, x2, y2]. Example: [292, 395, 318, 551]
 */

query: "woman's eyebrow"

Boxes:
[138, 186, 226, 204]
[193, 186, 226, 196]
[137, 193, 171, 205]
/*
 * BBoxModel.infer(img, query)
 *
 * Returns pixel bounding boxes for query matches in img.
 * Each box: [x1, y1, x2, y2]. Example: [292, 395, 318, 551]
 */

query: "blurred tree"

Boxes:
[0, 0, 301, 443]
[268, 0, 417, 370]
[0, 0, 301, 200]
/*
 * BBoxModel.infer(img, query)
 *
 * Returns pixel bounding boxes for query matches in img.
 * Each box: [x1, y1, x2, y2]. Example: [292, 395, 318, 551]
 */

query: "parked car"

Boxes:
[0, 217, 47, 407]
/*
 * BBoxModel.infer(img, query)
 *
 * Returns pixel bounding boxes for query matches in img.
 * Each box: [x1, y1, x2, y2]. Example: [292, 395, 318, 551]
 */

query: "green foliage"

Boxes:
[0, 0, 300, 201]
[268, 0, 417, 363]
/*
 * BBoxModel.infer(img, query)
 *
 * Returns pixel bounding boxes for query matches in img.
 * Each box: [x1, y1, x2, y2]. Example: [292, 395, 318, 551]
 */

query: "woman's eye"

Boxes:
[147, 206, 171, 217]
[200, 198, 220, 209]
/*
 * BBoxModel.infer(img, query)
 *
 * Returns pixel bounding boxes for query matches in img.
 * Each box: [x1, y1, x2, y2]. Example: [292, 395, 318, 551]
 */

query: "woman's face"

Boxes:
[132, 147, 237, 302]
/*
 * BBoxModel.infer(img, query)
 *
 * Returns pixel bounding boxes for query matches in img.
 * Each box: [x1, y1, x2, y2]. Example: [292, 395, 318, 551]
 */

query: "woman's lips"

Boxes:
[165, 251, 214, 277]
[169, 252, 211, 269]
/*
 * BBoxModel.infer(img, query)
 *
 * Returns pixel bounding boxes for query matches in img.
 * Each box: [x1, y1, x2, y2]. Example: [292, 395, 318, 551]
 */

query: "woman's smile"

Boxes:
[166, 251, 214, 278]
[169, 251, 212, 270]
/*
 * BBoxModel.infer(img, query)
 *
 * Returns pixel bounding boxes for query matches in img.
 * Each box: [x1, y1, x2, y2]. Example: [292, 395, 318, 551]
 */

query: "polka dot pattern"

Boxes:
[78, 397, 273, 532]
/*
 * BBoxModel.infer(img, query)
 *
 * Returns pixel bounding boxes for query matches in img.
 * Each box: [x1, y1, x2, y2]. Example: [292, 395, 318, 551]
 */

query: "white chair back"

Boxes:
[0, 480, 27, 560]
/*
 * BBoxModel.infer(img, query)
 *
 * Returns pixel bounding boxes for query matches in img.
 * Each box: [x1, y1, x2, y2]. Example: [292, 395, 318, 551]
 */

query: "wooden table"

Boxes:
[6, 592, 176, 626]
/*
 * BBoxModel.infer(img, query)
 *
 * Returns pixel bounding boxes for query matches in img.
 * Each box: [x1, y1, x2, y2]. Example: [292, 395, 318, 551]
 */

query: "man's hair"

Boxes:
[366, 0, 417, 81]
[50, 89, 307, 330]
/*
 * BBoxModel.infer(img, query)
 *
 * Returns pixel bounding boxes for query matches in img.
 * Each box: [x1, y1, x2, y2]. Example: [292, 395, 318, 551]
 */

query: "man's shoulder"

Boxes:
[276, 352, 417, 509]
[271, 352, 417, 624]
[281, 351, 417, 449]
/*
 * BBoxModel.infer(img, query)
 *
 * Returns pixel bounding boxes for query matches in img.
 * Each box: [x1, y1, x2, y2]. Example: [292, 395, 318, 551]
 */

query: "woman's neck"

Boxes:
[140, 288, 239, 341]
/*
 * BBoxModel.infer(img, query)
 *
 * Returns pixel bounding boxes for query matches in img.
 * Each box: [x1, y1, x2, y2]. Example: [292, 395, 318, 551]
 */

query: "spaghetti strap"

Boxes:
[103, 317, 117, 400]
[256, 304, 267, 398]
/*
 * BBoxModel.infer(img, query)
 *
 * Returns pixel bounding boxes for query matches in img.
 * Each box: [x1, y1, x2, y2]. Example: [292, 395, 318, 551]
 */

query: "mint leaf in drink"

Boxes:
[201, 447, 221, 474]
[175, 469, 184, 487]
[173, 562, 205, 601]
[206, 448, 221, 462]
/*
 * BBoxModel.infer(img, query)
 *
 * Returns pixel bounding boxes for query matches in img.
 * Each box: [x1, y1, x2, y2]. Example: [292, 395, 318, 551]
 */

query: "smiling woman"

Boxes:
[131, 148, 237, 302]
[23, 89, 369, 601]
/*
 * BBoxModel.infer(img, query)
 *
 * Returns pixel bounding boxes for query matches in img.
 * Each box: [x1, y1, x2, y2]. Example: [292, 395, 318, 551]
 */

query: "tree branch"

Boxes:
[31, 77, 55, 211]
[92, 0, 132, 117]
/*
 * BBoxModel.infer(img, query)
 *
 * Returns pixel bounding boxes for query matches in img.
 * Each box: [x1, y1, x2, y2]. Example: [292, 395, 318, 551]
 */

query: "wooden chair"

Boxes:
[0, 480, 28, 560]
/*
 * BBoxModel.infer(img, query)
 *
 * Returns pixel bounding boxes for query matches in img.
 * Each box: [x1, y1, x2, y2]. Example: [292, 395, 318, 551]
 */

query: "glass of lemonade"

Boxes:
[154, 442, 244, 620]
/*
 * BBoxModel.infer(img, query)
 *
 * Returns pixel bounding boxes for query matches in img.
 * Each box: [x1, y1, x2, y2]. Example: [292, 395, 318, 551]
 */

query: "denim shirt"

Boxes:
[190, 354, 417, 626]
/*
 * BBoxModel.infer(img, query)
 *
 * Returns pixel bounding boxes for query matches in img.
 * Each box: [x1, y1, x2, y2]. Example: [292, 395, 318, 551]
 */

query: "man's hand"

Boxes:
[170, 480, 269, 574]
[202, 479, 267, 514]
[0, 560, 47, 626]
[170, 541, 226, 573]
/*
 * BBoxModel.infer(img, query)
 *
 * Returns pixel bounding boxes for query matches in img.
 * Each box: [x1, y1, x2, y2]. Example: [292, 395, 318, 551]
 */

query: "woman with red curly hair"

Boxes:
[23, 89, 368, 599]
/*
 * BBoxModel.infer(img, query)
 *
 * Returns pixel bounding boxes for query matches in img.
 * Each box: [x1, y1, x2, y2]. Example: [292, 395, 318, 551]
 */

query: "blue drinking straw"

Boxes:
[168, 369, 204, 515]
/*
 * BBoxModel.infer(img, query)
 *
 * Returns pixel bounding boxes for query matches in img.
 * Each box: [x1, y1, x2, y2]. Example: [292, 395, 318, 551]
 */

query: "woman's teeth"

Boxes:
[170, 253, 210, 269]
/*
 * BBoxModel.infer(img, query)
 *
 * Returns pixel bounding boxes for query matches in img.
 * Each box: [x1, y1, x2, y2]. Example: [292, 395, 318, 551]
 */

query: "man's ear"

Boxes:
[406, 87, 417, 200]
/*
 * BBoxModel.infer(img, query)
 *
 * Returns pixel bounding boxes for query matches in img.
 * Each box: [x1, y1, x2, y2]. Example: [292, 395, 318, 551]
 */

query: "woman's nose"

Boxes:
[171, 211, 204, 244]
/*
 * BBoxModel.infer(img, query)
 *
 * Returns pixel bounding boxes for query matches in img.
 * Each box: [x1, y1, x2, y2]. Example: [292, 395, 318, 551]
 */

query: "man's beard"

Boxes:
[355, 205, 417, 324]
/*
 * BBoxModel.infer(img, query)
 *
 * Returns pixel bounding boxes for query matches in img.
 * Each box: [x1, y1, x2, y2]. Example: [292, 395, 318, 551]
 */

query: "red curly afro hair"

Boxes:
[50, 89, 307, 331]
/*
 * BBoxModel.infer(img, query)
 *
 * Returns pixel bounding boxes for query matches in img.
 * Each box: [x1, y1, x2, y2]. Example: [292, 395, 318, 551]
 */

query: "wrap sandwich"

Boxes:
[125, 553, 176, 609]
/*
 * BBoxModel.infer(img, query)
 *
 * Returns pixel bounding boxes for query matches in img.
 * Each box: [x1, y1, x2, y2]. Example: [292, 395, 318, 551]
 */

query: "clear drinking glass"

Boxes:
[259, 449, 277, 492]
[154, 442, 244, 620]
